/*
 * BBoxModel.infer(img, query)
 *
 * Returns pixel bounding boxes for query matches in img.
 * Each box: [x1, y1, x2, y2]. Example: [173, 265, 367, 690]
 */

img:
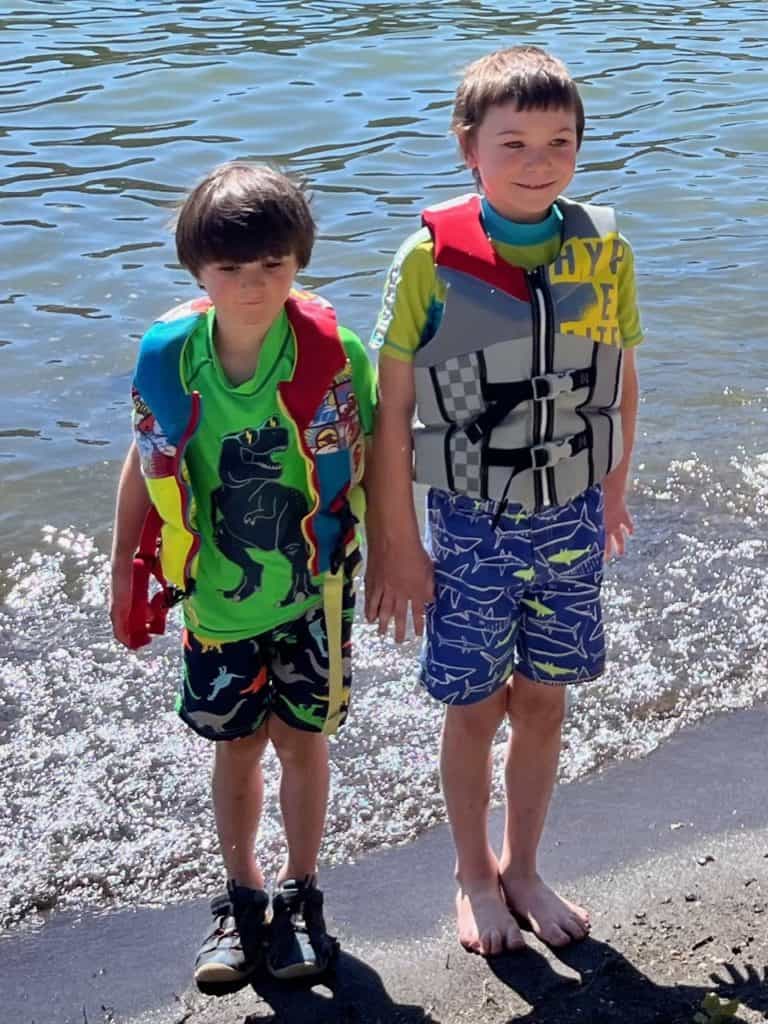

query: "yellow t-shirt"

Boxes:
[371, 198, 643, 362]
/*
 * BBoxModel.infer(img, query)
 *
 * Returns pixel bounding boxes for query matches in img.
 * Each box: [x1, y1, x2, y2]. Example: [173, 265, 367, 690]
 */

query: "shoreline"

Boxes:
[4, 704, 768, 1023]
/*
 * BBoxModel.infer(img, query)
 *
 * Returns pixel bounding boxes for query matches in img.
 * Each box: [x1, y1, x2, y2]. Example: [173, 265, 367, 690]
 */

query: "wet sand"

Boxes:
[4, 704, 768, 1024]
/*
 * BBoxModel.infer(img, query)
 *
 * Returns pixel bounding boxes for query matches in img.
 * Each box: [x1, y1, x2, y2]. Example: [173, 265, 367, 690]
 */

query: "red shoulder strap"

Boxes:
[279, 294, 346, 429]
[422, 194, 530, 302]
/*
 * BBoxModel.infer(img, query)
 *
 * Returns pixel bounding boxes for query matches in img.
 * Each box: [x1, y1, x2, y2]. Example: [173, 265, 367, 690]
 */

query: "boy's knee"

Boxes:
[269, 717, 328, 765]
[443, 688, 508, 746]
[216, 723, 269, 763]
[506, 675, 567, 733]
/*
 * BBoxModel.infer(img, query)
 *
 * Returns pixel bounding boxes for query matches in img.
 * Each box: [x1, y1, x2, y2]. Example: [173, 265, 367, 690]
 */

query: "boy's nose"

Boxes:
[239, 269, 266, 289]
[525, 148, 552, 168]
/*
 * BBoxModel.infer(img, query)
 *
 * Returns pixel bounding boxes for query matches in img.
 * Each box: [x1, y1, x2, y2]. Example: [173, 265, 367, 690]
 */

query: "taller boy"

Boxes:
[367, 47, 643, 955]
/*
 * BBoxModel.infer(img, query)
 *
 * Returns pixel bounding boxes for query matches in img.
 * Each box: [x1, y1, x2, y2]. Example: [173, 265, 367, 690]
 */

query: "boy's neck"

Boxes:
[215, 317, 269, 354]
[212, 315, 274, 387]
[481, 196, 561, 245]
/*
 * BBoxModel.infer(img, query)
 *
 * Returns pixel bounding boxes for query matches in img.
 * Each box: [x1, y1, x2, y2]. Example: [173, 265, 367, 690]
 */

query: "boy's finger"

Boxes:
[364, 584, 382, 622]
[393, 598, 409, 643]
[377, 588, 395, 636]
[412, 601, 425, 637]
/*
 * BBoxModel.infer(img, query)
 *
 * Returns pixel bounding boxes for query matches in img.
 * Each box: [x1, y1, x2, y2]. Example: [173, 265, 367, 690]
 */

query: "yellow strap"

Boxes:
[321, 547, 362, 735]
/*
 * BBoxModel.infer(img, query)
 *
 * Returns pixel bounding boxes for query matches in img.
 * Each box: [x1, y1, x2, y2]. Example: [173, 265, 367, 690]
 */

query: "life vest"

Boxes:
[412, 193, 624, 512]
[126, 291, 363, 669]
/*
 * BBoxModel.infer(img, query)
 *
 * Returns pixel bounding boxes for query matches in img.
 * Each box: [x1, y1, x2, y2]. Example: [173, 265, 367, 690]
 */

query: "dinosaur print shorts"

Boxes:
[422, 484, 606, 705]
[177, 583, 355, 740]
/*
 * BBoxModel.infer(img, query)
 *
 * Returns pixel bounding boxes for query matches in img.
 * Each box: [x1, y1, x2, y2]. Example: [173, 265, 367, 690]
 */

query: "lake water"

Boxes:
[1, 0, 767, 933]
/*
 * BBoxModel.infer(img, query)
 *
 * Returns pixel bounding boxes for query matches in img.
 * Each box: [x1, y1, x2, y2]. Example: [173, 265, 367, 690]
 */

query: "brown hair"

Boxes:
[174, 162, 315, 276]
[452, 46, 585, 151]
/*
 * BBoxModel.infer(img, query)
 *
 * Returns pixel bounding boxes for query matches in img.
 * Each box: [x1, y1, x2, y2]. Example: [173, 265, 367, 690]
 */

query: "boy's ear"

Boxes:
[459, 132, 477, 171]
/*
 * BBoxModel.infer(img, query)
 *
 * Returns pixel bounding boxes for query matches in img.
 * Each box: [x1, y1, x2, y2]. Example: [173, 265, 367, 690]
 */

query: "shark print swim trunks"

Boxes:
[177, 581, 355, 739]
[422, 485, 606, 705]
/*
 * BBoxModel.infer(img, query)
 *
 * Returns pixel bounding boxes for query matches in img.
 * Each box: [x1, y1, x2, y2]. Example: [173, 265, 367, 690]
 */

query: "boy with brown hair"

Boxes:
[110, 162, 375, 991]
[366, 46, 642, 956]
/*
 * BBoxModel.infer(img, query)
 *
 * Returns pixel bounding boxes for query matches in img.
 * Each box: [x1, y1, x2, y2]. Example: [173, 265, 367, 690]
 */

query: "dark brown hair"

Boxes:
[174, 162, 315, 276]
[452, 46, 585, 150]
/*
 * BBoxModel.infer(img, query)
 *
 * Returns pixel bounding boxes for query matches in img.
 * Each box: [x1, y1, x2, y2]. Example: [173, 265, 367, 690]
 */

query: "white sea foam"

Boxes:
[1, 452, 767, 931]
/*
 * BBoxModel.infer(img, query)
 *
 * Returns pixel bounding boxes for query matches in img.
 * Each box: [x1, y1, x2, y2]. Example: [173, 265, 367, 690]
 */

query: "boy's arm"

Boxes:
[364, 355, 433, 643]
[603, 348, 638, 559]
[110, 441, 151, 646]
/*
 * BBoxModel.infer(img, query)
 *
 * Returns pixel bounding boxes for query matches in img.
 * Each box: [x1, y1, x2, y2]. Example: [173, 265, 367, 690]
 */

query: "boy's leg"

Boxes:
[179, 628, 274, 991]
[268, 715, 329, 882]
[441, 689, 526, 955]
[498, 672, 589, 946]
[213, 724, 270, 889]
[264, 583, 354, 978]
[499, 484, 605, 945]
[422, 488, 527, 955]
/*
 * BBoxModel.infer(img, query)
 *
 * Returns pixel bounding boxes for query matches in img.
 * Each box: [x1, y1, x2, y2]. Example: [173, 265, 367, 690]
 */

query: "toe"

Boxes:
[505, 923, 526, 951]
[542, 922, 571, 947]
[565, 909, 590, 940]
[484, 927, 503, 957]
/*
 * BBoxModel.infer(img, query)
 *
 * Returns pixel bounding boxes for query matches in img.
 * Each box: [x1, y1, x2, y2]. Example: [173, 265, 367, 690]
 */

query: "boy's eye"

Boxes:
[551, 138, 569, 147]
[503, 141, 524, 149]
[264, 259, 286, 270]
[218, 264, 239, 272]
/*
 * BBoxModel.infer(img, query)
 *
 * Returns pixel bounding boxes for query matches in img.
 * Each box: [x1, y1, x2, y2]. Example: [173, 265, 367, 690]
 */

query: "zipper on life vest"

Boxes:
[527, 267, 554, 508]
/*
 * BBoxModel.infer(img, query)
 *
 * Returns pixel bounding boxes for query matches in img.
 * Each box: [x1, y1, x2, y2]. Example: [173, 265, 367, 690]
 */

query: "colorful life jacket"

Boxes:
[126, 291, 363, 652]
[412, 193, 625, 512]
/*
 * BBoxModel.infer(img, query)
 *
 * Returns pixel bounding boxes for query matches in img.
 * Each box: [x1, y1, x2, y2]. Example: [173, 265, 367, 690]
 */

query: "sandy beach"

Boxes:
[4, 703, 768, 1024]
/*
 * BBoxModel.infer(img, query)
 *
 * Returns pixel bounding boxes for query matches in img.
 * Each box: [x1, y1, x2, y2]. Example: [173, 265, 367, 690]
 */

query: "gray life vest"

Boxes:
[412, 193, 625, 512]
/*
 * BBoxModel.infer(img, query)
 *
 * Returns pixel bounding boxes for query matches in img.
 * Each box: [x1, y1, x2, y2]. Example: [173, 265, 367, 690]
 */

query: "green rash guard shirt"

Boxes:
[172, 305, 376, 641]
[371, 198, 644, 361]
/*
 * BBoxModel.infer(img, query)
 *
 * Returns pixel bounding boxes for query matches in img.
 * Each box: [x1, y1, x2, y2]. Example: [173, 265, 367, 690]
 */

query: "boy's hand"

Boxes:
[109, 558, 134, 647]
[603, 482, 634, 559]
[365, 543, 434, 643]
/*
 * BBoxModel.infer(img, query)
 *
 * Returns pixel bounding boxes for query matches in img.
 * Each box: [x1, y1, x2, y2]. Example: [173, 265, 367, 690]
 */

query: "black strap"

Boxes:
[464, 368, 593, 445]
[486, 430, 590, 473]
[329, 497, 359, 576]
[486, 430, 590, 529]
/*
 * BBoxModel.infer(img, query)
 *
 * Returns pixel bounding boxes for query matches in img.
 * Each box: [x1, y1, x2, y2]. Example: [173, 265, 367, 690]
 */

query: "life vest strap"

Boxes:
[125, 506, 177, 649]
[328, 495, 359, 576]
[463, 368, 593, 445]
[485, 430, 590, 473]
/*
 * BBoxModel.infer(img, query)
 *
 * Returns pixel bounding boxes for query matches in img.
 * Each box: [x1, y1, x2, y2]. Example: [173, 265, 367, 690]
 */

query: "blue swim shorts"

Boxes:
[422, 485, 606, 705]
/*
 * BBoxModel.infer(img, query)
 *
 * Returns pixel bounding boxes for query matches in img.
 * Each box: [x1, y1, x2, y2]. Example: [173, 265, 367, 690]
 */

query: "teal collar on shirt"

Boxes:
[481, 196, 562, 245]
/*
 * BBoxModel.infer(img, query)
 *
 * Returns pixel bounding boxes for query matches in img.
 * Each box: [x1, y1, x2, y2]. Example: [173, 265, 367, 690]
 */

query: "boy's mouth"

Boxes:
[516, 181, 556, 191]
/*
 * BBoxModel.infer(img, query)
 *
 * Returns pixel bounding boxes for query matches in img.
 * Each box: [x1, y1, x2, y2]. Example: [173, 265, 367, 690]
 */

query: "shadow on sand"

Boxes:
[487, 936, 768, 1023]
[242, 950, 438, 1023]
[226, 937, 767, 1023]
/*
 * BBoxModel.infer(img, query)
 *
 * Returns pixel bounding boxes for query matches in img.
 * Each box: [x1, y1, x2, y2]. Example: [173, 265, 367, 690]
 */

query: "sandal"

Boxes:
[267, 876, 339, 980]
[194, 883, 268, 995]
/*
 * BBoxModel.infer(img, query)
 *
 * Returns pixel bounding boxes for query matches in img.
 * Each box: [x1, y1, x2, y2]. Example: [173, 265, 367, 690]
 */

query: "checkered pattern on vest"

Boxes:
[434, 353, 486, 494]
[434, 354, 484, 423]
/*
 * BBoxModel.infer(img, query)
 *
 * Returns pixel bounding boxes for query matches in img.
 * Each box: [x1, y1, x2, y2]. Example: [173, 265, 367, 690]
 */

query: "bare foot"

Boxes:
[456, 879, 526, 956]
[500, 873, 590, 947]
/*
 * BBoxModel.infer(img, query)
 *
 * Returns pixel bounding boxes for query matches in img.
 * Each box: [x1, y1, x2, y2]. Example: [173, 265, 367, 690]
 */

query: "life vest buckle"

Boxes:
[531, 437, 574, 469]
[531, 371, 575, 401]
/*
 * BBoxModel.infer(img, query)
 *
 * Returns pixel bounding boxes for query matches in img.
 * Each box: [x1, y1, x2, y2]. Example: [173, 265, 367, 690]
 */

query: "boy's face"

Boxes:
[463, 102, 578, 223]
[196, 254, 299, 336]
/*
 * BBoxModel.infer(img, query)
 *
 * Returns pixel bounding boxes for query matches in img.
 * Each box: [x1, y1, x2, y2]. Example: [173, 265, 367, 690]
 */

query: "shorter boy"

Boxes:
[110, 163, 375, 991]
[366, 47, 642, 955]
